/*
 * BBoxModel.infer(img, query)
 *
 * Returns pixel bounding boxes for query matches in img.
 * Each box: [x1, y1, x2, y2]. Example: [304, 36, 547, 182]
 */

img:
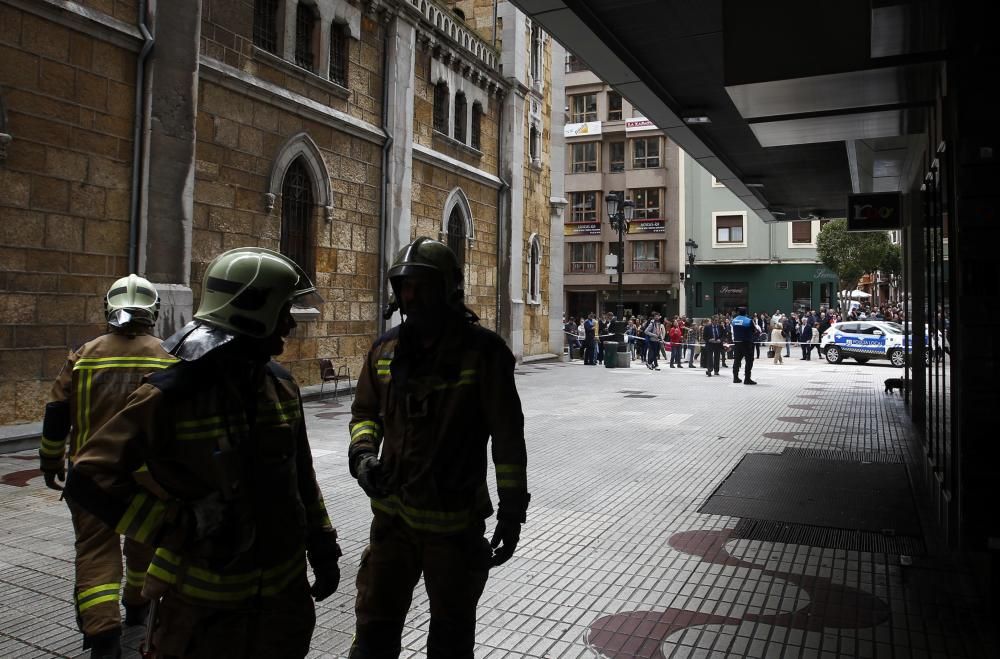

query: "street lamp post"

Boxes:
[605, 192, 635, 323]
[685, 238, 698, 318]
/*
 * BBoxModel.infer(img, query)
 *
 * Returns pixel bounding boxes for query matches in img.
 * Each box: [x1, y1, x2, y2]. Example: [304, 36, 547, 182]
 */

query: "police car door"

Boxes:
[855, 323, 887, 357]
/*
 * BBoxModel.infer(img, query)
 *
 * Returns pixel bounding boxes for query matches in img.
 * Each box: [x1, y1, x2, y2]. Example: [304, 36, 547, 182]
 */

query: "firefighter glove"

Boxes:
[489, 519, 521, 567]
[308, 535, 342, 602]
[42, 466, 65, 492]
[355, 454, 388, 498]
[189, 491, 228, 540]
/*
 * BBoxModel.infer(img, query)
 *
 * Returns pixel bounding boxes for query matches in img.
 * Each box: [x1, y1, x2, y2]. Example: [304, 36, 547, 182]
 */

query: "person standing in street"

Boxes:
[65, 248, 342, 659]
[39, 275, 176, 659]
[644, 312, 662, 370]
[347, 238, 529, 659]
[770, 322, 785, 364]
[731, 306, 758, 384]
[583, 313, 597, 365]
[783, 313, 796, 358]
[703, 316, 723, 377]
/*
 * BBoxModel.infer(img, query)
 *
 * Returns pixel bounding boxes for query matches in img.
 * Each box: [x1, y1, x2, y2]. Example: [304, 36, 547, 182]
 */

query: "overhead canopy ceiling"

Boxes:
[511, 0, 945, 222]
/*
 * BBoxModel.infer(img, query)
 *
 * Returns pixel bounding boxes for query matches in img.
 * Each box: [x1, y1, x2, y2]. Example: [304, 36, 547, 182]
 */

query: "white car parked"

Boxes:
[820, 320, 916, 367]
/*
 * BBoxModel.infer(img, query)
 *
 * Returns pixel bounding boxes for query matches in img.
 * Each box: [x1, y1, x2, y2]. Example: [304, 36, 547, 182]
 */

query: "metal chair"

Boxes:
[318, 358, 350, 400]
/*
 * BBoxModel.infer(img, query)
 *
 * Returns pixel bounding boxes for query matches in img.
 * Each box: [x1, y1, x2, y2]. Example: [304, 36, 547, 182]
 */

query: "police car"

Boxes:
[820, 320, 915, 367]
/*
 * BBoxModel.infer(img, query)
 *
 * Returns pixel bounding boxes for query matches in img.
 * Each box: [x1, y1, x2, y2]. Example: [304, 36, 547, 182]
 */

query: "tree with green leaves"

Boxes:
[816, 219, 895, 311]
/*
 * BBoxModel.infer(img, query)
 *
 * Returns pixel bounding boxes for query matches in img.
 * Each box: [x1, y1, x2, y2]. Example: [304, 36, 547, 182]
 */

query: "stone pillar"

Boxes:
[548, 39, 568, 357]
[138, 0, 202, 333]
[383, 12, 417, 328]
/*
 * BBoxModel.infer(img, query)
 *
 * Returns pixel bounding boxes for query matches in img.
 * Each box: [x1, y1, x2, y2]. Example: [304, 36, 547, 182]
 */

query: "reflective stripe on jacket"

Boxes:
[40, 331, 176, 471]
[349, 319, 529, 532]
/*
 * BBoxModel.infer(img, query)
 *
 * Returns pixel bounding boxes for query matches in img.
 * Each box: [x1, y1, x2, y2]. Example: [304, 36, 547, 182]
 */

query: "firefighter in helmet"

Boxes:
[65, 248, 341, 658]
[348, 237, 530, 658]
[40, 275, 176, 659]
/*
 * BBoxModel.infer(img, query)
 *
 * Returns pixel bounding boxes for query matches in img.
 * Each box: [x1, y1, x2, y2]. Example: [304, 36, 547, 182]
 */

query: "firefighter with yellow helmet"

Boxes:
[348, 237, 530, 658]
[40, 274, 176, 658]
[65, 248, 341, 658]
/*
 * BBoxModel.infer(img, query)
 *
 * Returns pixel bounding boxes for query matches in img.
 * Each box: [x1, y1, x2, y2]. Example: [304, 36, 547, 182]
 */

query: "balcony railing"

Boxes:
[570, 262, 597, 273]
[632, 260, 660, 272]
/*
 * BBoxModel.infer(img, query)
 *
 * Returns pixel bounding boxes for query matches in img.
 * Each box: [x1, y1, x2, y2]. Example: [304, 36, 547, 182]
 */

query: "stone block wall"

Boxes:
[0, 4, 136, 424]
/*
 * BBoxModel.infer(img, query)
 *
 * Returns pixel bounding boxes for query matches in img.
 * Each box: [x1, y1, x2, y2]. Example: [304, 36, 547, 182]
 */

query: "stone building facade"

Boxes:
[0, 0, 564, 426]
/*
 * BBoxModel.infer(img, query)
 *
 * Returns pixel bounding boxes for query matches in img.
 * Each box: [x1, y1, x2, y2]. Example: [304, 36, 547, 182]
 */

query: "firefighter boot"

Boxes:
[85, 630, 122, 659]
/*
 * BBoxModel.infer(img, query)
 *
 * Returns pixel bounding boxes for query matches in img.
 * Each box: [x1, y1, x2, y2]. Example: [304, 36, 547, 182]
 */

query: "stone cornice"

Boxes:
[199, 56, 387, 146]
[6, 0, 143, 51]
[412, 143, 502, 189]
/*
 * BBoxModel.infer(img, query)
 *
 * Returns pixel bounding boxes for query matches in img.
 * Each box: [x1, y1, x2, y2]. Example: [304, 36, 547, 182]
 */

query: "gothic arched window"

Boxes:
[281, 157, 314, 277]
[447, 206, 466, 272]
[253, 0, 280, 54]
[433, 81, 449, 134]
[471, 102, 482, 150]
[529, 235, 542, 303]
[295, 2, 318, 71]
[454, 92, 467, 143]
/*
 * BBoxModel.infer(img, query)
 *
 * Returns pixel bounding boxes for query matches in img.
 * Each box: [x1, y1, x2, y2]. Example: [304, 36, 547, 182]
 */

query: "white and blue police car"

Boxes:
[820, 320, 916, 367]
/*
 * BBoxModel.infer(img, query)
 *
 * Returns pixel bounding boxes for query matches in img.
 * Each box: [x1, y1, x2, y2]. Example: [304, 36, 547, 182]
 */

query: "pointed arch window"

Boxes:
[281, 158, 314, 278]
[433, 81, 449, 134]
[295, 3, 318, 72]
[528, 235, 542, 304]
[471, 102, 483, 150]
[253, 0, 280, 54]
[447, 206, 466, 272]
[329, 21, 349, 86]
[453, 92, 467, 143]
[529, 124, 540, 163]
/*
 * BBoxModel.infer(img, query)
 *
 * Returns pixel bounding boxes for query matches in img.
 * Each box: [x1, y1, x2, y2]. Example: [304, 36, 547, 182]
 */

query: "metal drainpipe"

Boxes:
[495, 98, 509, 331]
[377, 16, 393, 336]
[128, 0, 154, 274]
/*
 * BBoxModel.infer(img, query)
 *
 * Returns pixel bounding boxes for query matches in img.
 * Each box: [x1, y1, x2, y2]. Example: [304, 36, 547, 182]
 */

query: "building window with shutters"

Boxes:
[713, 211, 747, 247]
[791, 220, 813, 245]
[470, 102, 482, 150]
[447, 206, 466, 272]
[281, 157, 314, 278]
[528, 235, 542, 304]
[454, 92, 467, 143]
[295, 3, 318, 72]
[329, 21, 349, 86]
[433, 82, 449, 134]
[607, 91, 622, 121]
[253, 0, 280, 54]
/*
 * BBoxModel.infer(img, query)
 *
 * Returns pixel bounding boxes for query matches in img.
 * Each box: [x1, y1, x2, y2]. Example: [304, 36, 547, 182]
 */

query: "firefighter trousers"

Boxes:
[153, 571, 315, 658]
[350, 513, 492, 659]
[67, 499, 152, 638]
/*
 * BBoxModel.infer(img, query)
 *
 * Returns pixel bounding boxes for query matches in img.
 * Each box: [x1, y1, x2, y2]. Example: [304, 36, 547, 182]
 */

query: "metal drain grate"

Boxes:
[732, 518, 925, 555]
[781, 448, 906, 464]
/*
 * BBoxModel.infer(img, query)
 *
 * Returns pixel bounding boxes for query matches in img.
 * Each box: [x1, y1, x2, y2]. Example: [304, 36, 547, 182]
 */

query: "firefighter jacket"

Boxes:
[64, 357, 338, 606]
[40, 330, 176, 472]
[348, 318, 529, 534]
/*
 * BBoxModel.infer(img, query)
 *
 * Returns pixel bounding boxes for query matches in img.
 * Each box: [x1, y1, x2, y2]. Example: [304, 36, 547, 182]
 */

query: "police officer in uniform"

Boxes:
[65, 248, 341, 658]
[731, 306, 758, 385]
[40, 275, 176, 659]
[348, 237, 529, 658]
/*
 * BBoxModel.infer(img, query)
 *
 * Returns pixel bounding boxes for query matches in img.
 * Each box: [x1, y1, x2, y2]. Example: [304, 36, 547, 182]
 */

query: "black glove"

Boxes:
[308, 535, 342, 602]
[489, 520, 521, 567]
[43, 467, 65, 492]
[355, 454, 388, 498]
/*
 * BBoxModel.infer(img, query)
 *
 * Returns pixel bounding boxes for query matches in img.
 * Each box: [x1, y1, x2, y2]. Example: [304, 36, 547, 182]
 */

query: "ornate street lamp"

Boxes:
[605, 192, 634, 324]
[685, 238, 698, 317]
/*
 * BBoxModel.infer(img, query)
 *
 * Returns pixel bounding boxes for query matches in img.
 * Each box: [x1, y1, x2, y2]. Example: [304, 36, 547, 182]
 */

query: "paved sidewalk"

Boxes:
[0, 355, 992, 658]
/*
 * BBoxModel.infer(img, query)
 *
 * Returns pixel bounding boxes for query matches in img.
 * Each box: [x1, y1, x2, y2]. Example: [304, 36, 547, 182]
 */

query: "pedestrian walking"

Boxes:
[39, 275, 176, 659]
[770, 322, 784, 364]
[347, 237, 529, 658]
[731, 306, 758, 384]
[65, 248, 342, 658]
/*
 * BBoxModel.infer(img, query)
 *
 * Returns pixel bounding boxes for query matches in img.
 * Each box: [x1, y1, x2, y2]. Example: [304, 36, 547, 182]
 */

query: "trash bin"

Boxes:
[616, 342, 630, 368]
[603, 341, 618, 368]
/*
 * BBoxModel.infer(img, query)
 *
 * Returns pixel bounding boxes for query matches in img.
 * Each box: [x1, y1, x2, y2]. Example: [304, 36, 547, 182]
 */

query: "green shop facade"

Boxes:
[687, 263, 839, 318]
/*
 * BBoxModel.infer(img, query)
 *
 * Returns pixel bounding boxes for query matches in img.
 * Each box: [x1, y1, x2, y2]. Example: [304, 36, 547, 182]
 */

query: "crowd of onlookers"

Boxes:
[563, 300, 915, 370]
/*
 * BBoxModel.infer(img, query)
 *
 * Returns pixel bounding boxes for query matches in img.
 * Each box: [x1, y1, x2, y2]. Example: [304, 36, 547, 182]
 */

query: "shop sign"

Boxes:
[625, 116, 658, 133]
[627, 219, 665, 234]
[847, 192, 901, 231]
[564, 121, 603, 138]
[564, 222, 602, 236]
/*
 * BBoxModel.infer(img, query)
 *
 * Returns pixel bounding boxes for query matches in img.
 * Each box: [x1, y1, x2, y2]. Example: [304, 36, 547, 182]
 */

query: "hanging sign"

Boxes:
[847, 192, 901, 231]
[627, 220, 665, 234]
[564, 222, 602, 236]
[625, 116, 658, 133]
[564, 121, 603, 138]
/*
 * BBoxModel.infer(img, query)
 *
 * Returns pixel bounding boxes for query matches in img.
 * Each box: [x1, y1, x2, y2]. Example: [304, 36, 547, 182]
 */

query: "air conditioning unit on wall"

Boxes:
[775, 281, 788, 289]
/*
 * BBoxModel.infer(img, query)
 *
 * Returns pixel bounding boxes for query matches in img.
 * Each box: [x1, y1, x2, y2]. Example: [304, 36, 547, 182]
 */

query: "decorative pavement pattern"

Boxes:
[0, 356, 992, 658]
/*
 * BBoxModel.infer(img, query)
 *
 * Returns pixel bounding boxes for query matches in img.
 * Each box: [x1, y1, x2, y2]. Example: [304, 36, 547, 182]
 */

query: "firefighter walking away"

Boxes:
[348, 237, 530, 658]
[40, 275, 175, 659]
[64, 248, 342, 658]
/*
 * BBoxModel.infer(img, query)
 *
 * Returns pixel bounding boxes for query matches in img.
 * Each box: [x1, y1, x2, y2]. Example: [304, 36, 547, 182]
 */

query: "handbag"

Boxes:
[767, 348, 775, 358]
